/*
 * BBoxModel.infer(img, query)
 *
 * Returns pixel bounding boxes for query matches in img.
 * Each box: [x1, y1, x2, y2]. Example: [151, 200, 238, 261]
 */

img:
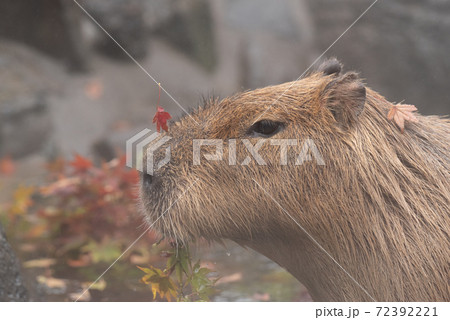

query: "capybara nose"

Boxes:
[142, 173, 153, 189]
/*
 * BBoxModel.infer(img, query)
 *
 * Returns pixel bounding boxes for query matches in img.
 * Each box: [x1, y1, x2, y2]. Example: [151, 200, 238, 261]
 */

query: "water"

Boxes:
[18, 239, 309, 301]
[193, 241, 310, 302]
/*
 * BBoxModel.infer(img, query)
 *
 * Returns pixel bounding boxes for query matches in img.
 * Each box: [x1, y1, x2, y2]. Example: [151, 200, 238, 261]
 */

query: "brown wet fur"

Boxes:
[140, 59, 450, 301]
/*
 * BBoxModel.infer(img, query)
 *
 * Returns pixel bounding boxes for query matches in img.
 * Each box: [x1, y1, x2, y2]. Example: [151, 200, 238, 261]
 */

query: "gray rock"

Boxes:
[0, 0, 89, 72]
[225, 0, 301, 38]
[143, 0, 178, 29]
[307, 0, 450, 115]
[0, 95, 52, 158]
[155, 0, 217, 72]
[218, 0, 315, 89]
[0, 42, 56, 158]
[0, 223, 28, 302]
[82, 0, 149, 60]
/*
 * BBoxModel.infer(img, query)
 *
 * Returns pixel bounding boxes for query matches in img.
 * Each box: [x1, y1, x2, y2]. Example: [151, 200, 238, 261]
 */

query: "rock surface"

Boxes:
[0, 0, 88, 71]
[82, 0, 149, 60]
[0, 41, 60, 158]
[0, 223, 28, 301]
[307, 0, 450, 115]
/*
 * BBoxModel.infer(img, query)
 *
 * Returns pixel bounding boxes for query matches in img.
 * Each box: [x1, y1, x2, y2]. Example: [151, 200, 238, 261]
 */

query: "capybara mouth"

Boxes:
[139, 171, 196, 242]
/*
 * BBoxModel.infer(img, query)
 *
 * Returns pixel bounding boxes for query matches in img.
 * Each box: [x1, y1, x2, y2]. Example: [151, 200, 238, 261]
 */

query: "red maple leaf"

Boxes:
[153, 106, 172, 132]
[387, 103, 419, 133]
[70, 154, 93, 173]
[152, 84, 172, 133]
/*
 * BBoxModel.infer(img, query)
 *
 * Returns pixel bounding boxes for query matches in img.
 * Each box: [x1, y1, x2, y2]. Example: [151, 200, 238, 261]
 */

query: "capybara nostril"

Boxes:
[142, 173, 152, 189]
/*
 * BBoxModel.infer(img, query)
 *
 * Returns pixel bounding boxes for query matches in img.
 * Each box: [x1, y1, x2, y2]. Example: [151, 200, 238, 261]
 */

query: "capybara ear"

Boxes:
[322, 72, 366, 129]
[318, 58, 342, 76]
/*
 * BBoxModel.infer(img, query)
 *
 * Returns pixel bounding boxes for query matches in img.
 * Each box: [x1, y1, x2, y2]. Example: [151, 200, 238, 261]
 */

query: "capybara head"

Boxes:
[140, 58, 367, 240]
[140, 58, 450, 301]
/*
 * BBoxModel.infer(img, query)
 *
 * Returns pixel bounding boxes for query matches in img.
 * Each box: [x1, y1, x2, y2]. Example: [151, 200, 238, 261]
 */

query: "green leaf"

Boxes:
[175, 263, 183, 284]
[139, 243, 217, 301]
[180, 253, 190, 274]
[166, 254, 177, 270]
[196, 267, 212, 277]
[137, 266, 153, 274]
[193, 261, 200, 273]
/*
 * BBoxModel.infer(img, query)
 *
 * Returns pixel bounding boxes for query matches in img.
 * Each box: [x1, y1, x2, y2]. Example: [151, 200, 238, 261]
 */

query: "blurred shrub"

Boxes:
[0, 154, 216, 301]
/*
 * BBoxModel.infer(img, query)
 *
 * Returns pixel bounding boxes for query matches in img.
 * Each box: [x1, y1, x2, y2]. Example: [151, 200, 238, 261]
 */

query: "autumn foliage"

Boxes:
[2, 155, 147, 263]
[0, 154, 215, 301]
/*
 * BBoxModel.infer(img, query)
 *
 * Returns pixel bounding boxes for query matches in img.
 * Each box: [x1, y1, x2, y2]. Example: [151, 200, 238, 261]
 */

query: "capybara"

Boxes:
[140, 58, 450, 301]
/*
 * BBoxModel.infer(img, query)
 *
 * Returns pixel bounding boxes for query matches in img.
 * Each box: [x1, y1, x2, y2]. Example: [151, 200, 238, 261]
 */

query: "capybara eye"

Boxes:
[248, 120, 284, 137]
